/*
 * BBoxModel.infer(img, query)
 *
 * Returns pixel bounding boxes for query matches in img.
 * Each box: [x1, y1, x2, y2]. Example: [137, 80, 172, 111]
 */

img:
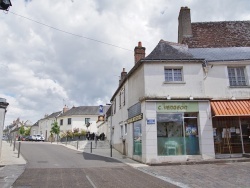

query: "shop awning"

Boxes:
[211, 100, 250, 117]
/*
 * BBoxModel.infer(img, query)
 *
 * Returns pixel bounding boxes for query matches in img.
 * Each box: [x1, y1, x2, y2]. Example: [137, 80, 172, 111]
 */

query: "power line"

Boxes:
[9, 11, 133, 52]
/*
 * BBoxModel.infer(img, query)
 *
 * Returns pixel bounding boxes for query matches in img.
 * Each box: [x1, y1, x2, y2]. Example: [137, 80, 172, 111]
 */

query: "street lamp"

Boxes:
[0, 0, 12, 11]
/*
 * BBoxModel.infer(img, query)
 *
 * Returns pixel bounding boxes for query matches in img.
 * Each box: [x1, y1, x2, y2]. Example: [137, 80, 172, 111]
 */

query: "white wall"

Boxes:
[59, 115, 99, 134]
[144, 62, 205, 98]
[127, 65, 145, 106]
[204, 62, 250, 99]
[198, 101, 215, 159]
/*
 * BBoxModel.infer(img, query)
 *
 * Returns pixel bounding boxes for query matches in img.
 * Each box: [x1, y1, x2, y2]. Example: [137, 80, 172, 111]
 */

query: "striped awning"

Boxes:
[211, 100, 250, 117]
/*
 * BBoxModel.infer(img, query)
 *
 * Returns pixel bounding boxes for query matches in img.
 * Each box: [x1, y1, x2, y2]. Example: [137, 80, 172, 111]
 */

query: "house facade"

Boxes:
[58, 106, 108, 135]
[109, 7, 250, 164]
[38, 111, 62, 141]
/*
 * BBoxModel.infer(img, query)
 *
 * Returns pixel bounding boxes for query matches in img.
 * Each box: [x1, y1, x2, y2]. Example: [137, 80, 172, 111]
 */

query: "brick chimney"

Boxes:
[178, 7, 192, 44]
[134, 41, 146, 64]
[119, 68, 127, 85]
[63, 105, 69, 113]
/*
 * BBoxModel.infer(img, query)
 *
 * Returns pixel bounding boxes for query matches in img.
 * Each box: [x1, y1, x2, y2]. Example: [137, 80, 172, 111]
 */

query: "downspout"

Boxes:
[202, 60, 209, 80]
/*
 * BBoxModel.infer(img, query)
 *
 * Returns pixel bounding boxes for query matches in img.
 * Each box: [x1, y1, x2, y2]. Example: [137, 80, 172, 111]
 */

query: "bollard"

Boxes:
[90, 142, 92, 153]
[13, 139, 16, 151]
[77, 140, 79, 150]
[110, 144, 112, 157]
[18, 142, 21, 158]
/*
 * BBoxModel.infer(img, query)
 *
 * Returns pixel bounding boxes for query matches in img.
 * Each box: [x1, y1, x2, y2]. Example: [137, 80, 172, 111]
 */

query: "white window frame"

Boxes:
[164, 67, 184, 83]
[227, 66, 248, 86]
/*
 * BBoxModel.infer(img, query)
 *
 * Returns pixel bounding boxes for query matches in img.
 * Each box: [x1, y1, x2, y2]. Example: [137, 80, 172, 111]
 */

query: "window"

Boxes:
[228, 67, 247, 86]
[164, 68, 182, 82]
[157, 113, 199, 156]
[119, 92, 121, 109]
[121, 125, 123, 138]
[60, 119, 63, 126]
[113, 98, 116, 114]
[68, 118, 71, 125]
[123, 88, 125, 106]
[124, 124, 127, 135]
[85, 118, 90, 124]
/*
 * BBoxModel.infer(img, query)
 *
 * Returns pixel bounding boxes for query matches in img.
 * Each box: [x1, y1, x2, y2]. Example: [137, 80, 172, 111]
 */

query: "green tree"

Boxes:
[24, 127, 31, 136]
[50, 121, 60, 143]
[19, 125, 25, 136]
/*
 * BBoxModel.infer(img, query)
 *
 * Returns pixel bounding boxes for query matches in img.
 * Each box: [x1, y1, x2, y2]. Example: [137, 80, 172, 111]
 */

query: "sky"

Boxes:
[1, 0, 250, 126]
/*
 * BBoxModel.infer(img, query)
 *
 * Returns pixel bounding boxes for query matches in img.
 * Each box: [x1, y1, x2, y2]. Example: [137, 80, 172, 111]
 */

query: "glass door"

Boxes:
[184, 113, 200, 155]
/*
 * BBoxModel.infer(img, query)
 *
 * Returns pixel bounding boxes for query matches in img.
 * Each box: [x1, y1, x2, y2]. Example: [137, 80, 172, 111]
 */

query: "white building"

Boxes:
[38, 111, 62, 141]
[58, 106, 108, 135]
[109, 7, 250, 164]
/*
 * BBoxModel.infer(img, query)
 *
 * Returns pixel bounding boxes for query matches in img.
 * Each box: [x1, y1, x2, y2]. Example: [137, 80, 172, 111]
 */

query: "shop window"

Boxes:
[157, 113, 199, 156]
[213, 117, 250, 154]
[228, 67, 247, 86]
[133, 121, 142, 155]
[164, 68, 183, 82]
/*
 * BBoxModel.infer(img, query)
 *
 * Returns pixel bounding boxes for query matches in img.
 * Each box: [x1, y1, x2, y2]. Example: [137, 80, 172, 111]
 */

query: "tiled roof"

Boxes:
[182, 21, 250, 48]
[189, 47, 250, 62]
[145, 40, 250, 62]
[46, 111, 61, 119]
[145, 40, 196, 60]
[59, 106, 108, 117]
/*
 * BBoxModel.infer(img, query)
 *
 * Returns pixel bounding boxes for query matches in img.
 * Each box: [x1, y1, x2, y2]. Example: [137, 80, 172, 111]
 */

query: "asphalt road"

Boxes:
[12, 142, 177, 188]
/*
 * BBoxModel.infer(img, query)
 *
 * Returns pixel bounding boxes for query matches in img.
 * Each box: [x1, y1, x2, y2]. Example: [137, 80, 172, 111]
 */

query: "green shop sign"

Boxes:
[157, 102, 198, 112]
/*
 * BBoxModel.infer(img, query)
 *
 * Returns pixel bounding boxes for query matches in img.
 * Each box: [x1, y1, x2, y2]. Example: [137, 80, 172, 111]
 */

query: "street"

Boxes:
[12, 142, 176, 188]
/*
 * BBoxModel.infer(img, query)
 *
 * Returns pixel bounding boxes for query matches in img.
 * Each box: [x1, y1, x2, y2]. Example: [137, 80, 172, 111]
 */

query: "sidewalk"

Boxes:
[0, 141, 26, 166]
[0, 141, 26, 188]
[59, 141, 148, 168]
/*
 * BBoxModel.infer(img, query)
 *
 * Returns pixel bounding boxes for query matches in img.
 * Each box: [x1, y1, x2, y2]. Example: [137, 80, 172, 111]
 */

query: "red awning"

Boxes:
[211, 100, 250, 117]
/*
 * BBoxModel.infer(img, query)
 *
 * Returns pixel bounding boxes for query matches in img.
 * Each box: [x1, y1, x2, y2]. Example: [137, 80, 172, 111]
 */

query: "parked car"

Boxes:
[2, 135, 8, 140]
[25, 135, 33, 141]
[32, 134, 45, 142]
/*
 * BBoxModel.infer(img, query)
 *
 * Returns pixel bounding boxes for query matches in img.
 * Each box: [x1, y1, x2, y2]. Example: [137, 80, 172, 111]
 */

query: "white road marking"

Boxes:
[86, 175, 97, 188]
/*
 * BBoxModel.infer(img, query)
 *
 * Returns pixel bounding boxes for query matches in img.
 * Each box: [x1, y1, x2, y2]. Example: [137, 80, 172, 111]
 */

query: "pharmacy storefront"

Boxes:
[156, 102, 200, 156]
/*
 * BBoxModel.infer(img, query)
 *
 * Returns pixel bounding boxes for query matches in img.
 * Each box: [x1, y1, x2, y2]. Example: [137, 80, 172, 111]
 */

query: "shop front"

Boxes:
[211, 100, 250, 157]
[157, 102, 200, 156]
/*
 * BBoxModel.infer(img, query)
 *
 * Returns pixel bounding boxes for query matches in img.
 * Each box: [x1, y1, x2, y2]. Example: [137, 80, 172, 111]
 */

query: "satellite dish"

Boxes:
[0, 0, 12, 11]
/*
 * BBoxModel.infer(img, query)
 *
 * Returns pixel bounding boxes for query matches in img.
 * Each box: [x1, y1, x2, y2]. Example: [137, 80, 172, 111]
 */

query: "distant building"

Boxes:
[57, 106, 108, 135]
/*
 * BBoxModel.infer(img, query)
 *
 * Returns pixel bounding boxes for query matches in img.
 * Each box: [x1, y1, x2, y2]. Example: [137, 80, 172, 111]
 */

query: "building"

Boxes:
[178, 6, 250, 156]
[109, 7, 250, 164]
[38, 111, 62, 141]
[58, 105, 108, 135]
[0, 98, 9, 160]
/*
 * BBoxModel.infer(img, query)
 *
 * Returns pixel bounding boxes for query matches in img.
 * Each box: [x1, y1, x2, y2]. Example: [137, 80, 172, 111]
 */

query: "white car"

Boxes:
[32, 134, 45, 142]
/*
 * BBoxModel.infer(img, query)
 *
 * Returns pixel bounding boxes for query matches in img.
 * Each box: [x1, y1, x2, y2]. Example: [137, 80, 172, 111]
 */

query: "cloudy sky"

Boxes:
[1, 0, 250, 126]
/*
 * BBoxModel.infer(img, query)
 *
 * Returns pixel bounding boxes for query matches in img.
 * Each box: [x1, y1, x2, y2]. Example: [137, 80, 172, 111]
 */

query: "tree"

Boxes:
[19, 125, 25, 136]
[50, 121, 60, 143]
[24, 127, 31, 136]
